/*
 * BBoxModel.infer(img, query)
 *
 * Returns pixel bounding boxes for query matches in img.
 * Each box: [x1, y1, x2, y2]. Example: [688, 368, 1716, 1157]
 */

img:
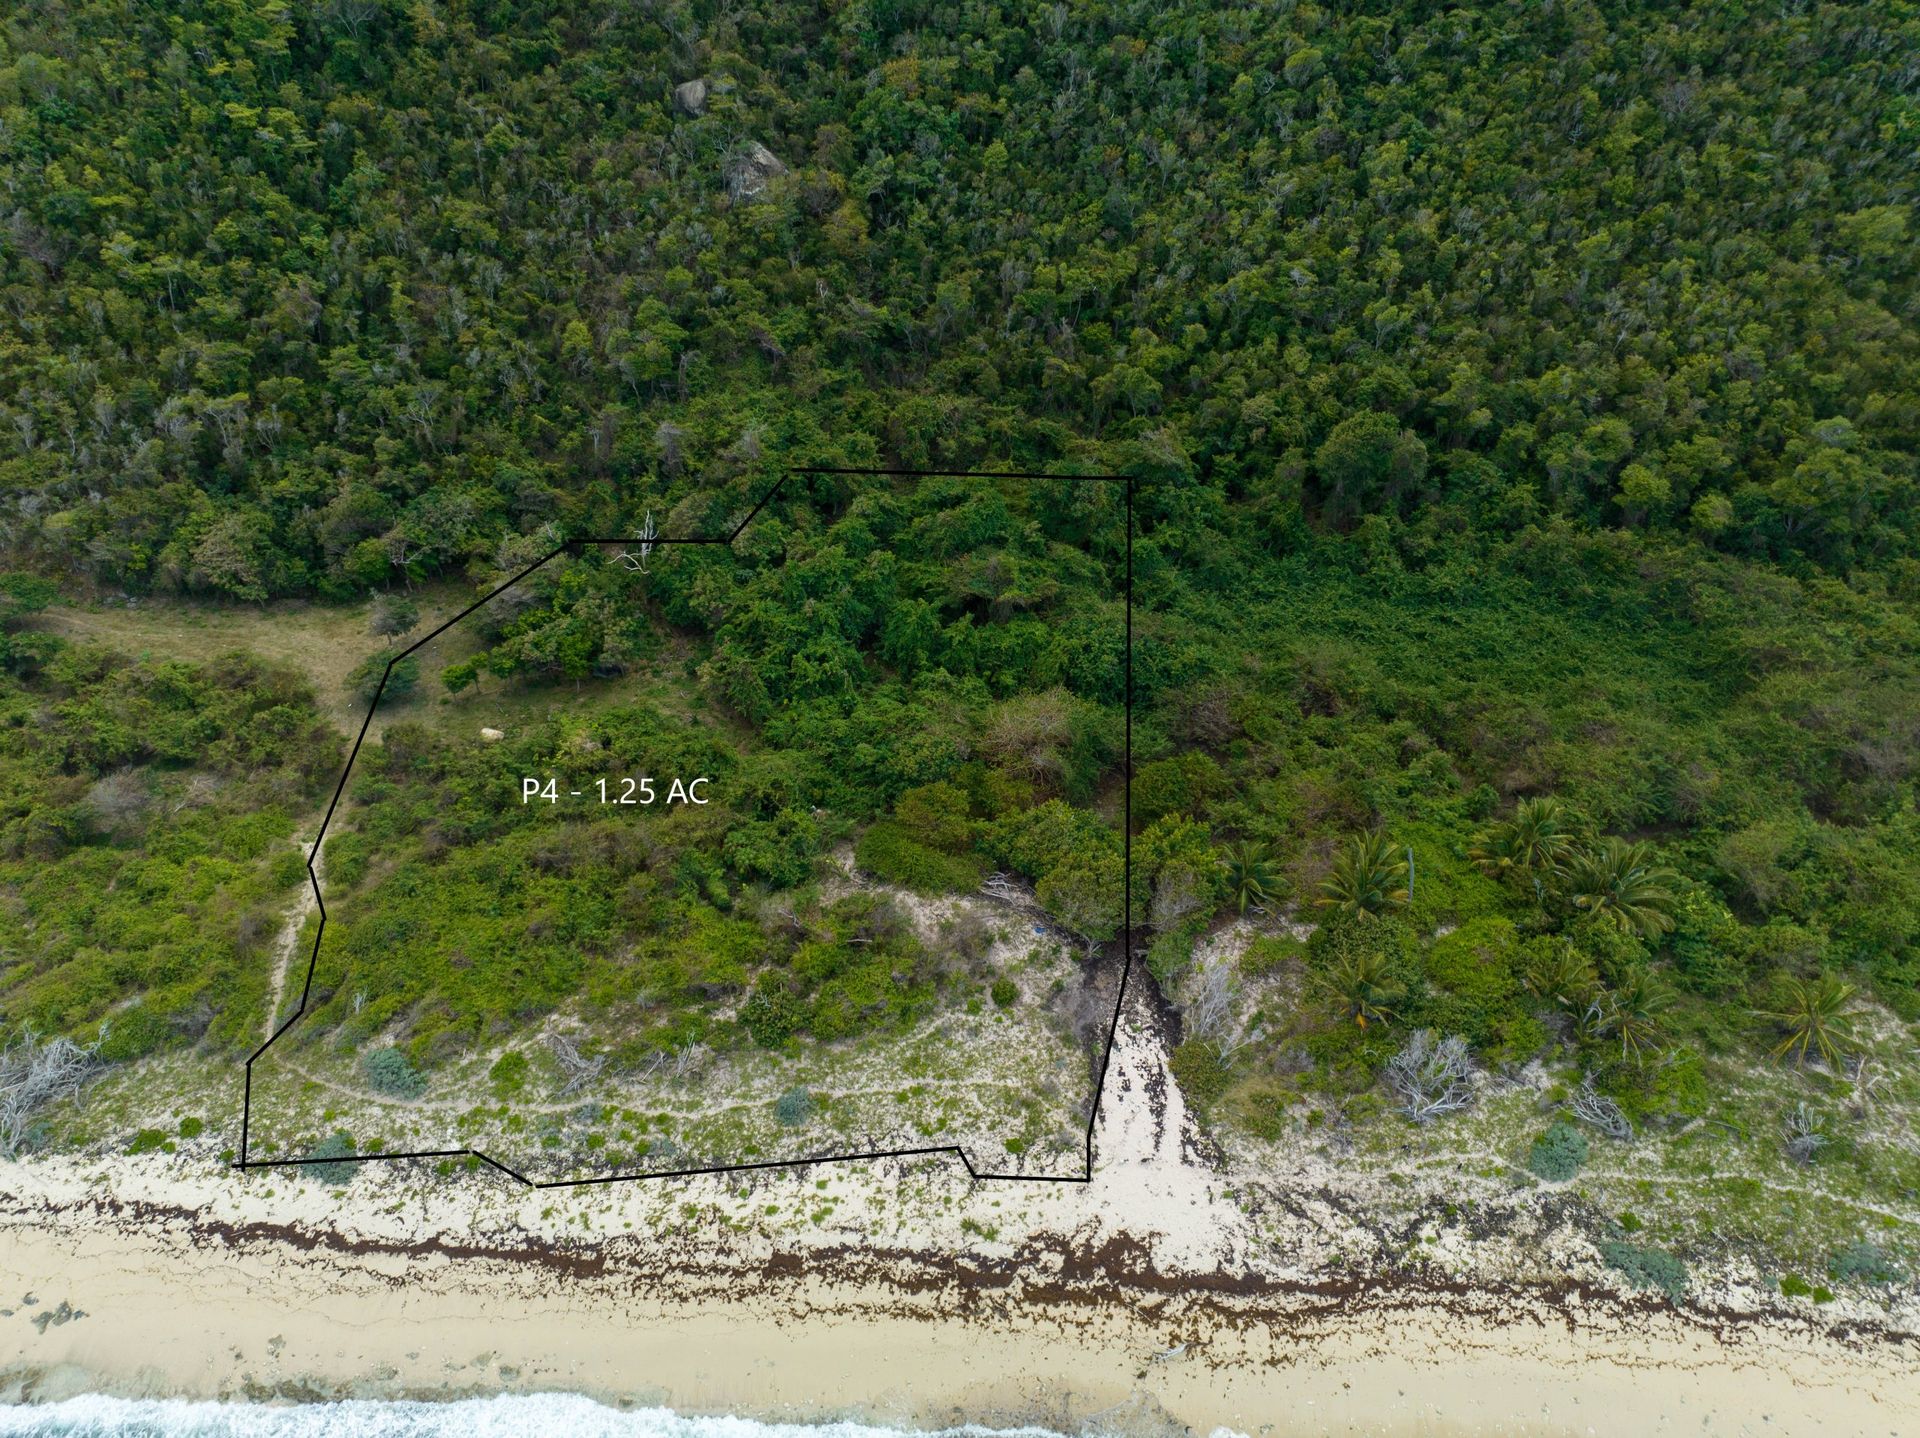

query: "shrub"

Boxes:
[1599, 1240, 1688, 1301]
[856, 821, 982, 895]
[1829, 1241, 1905, 1285]
[991, 978, 1017, 1009]
[742, 984, 800, 1047]
[1146, 921, 1203, 987]
[1170, 1040, 1231, 1111]
[774, 1087, 815, 1127]
[722, 810, 821, 888]
[1779, 1273, 1813, 1298]
[345, 653, 419, 705]
[306, 1131, 360, 1185]
[1528, 1120, 1589, 1182]
[893, 782, 977, 853]
[127, 1127, 171, 1155]
[489, 1050, 529, 1098]
[177, 1116, 204, 1139]
[1419, 917, 1525, 1048]
[363, 1047, 426, 1098]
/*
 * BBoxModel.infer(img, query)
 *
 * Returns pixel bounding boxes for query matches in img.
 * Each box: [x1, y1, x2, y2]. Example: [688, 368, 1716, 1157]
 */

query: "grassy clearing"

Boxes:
[26, 586, 697, 746]
[33, 594, 396, 737]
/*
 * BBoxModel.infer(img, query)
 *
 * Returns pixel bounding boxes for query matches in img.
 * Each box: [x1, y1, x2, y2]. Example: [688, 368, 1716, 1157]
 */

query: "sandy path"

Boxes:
[261, 835, 325, 1046]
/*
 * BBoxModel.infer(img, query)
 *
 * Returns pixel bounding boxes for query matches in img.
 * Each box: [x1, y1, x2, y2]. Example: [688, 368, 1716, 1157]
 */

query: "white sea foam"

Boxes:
[0, 1396, 1067, 1438]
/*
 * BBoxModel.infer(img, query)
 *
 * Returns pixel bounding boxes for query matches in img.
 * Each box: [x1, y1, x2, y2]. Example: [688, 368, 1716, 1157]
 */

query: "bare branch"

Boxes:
[545, 1032, 607, 1097]
[1, 1028, 102, 1157]
[1385, 1029, 1476, 1123]
[1570, 1075, 1634, 1141]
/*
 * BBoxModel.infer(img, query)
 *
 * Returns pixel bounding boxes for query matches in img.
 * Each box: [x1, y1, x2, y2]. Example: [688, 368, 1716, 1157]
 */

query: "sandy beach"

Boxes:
[5, 999, 1917, 1435]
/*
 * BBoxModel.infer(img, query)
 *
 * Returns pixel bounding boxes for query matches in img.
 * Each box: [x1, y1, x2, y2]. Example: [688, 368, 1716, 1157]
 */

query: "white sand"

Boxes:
[4, 997, 1917, 1434]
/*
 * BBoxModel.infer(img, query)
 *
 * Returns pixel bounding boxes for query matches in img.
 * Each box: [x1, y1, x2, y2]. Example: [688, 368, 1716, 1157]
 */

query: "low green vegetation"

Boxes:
[1600, 1240, 1690, 1303]
[0, 611, 340, 1059]
[361, 1047, 425, 1099]
[1527, 1122, 1589, 1183]
[305, 1131, 358, 1186]
[1828, 1241, 1904, 1287]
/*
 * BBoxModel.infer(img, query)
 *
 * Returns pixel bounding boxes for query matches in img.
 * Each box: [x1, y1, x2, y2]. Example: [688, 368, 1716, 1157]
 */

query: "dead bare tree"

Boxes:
[545, 1033, 607, 1097]
[1384, 1029, 1476, 1123]
[980, 872, 1027, 905]
[1, 1028, 102, 1156]
[1570, 1075, 1634, 1141]
[1846, 1055, 1885, 1119]
[1186, 959, 1236, 1043]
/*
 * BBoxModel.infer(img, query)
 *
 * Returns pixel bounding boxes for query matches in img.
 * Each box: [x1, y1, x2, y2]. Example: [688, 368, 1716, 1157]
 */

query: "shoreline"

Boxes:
[5, 1179, 1917, 1436]
[5, 1003, 1918, 1434]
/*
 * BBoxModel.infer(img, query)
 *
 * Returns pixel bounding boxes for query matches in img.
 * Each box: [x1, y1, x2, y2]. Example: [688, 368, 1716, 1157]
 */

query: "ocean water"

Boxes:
[0, 1398, 1071, 1438]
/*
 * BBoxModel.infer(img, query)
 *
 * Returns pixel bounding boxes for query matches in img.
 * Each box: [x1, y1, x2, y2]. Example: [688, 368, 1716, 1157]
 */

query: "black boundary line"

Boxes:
[237, 468, 1134, 1188]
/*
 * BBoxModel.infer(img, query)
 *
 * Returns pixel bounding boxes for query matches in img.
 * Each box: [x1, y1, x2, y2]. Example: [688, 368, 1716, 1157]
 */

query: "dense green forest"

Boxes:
[1, 0, 1917, 1192]
[1, 0, 1915, 593]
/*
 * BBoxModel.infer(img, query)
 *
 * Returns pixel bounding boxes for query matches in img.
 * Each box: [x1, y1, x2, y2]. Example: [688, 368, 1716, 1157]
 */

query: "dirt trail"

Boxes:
[261, 834, 325, 1045]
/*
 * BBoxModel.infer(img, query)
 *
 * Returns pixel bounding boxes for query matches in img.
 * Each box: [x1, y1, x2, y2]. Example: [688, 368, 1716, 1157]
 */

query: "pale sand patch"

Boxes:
[3, 997, 1917, 1433]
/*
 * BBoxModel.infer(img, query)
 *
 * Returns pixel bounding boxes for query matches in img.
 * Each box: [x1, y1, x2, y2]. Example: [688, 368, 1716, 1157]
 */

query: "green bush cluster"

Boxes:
[1599, 1241, 1689, 1302]
[305, 1133, 360, 1187]
[1170, 1041, 1232, 1112]
[856, 822, 983, 896]
[489, 1051, 530, 1098]
[1527, 1122, 1590, 1183]
[1828, 1242, 1905, 1286]
[362, 1048, 426, 1099]
[773, 1087, 815, 1127]
[0, 642, 339, 1056]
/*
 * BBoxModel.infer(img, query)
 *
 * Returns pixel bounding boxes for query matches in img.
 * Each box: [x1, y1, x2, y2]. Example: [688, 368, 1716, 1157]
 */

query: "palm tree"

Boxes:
[1312, 946, 1404, 1029]
[1756, 973, 1857, 1067]
[1565, 838, 1680, 939]
[1471, 797, 1579, 903]
[1522, 939, 1598, 1013]
[1606, 968, 1672, 1063]
[1220, 841, 1280, 914]
[1315, 831, 1409, 917]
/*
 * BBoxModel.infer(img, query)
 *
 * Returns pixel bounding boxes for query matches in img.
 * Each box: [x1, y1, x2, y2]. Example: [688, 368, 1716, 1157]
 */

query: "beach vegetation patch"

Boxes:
[1171, 1040, 1231, 1111]
[1829, 1241, 1904, 1286]
[125, 1127, 171, 1155]
[363, 1048, 426, 1099]
[1600, 1241, 1689, 1302]
[488, 1051, 530, 1098]
[1528, 1121, 1590, 1182]
[774, 1087, 816, 1127]
[306, 1132, 359, 1186]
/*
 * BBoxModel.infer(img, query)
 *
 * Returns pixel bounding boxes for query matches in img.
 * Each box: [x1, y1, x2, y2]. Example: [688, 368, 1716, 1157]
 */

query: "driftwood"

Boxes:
[1, 1028, 101, 1156]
